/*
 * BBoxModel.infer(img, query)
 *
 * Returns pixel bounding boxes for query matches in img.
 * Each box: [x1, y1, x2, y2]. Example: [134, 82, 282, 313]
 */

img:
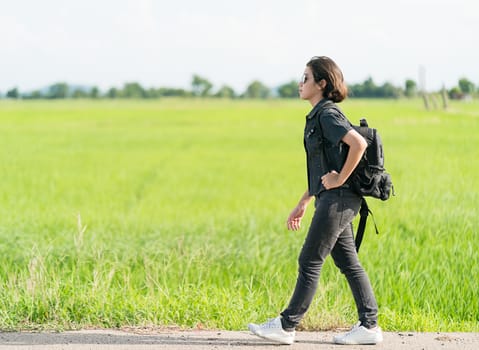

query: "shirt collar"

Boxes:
[306, 98, 331, 120]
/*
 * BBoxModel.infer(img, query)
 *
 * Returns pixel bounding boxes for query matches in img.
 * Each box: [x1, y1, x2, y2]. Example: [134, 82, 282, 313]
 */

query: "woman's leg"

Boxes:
[330, 220, 378, 328]
[281, 189, 361, 329]
[331, 219, 383, 345]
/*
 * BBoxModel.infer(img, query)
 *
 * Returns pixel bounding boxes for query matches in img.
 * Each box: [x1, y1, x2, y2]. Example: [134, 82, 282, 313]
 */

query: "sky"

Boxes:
[1, 0, 478, 94]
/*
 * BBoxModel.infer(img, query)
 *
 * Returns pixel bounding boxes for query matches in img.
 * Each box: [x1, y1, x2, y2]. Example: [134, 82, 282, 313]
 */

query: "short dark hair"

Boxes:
[306, 56, 348, 103]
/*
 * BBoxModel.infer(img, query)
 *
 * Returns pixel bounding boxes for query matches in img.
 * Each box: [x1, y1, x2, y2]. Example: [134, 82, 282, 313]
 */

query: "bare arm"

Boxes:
[321, 129, 367, 190]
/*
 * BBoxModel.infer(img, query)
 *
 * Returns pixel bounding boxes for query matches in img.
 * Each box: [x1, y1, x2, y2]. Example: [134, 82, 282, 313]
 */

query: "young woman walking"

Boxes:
[248, 56, 383, 345]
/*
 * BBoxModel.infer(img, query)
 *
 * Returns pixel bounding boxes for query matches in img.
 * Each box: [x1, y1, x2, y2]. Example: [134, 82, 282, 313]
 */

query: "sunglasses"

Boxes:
[300, 73, 309, 84]
[300, 73, 324, 84]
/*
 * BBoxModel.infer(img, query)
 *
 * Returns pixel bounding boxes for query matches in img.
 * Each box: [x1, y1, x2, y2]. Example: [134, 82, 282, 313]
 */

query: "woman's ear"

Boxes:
[315, 79, 326, 92]
[318, 79, 327, 90]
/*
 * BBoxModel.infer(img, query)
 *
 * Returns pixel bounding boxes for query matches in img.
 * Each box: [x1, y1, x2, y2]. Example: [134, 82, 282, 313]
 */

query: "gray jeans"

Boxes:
[281, 188, 378, 329]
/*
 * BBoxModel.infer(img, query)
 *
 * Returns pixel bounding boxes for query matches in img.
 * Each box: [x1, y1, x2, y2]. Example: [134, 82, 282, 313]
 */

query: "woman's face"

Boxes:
[298, 66, 323, 103]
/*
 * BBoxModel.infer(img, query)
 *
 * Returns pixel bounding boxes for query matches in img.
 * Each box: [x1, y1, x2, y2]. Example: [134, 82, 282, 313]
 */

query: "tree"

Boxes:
[146, 88, 160, 99]
[157, 87, 191, 97]
[106, 87, 120, 98]
[48, 82, 69, 99]
[243, 80, 270, 99]
[349, 78, 377, 98]
[6, 87, 19, 99]
[278, 80, 298, 98]
[448, 86, 463, 100]
[379, 82, 402, 98]
[362, 77, 377, 97]
[458, 78, 475, 95]
[122, 82, 146, 98]
[349, 77, 405, 98]
[215, 85, 236, 98]
[72, 89, 89, 99]
[29, 90, 43, 99]
[90, 86, 100, 99]
[191, 75, 213, 97]
[404, 79, 417, 98]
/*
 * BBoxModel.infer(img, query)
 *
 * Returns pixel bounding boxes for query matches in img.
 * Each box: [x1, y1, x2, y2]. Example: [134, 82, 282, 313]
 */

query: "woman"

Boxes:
[248, 56, 383, 345]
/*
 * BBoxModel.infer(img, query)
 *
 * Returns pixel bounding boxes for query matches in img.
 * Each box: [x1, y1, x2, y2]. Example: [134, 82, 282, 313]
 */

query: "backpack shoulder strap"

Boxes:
[314, 100, 337, 173]
[355, 198, 380, 252]
[315, 100, 343, 147]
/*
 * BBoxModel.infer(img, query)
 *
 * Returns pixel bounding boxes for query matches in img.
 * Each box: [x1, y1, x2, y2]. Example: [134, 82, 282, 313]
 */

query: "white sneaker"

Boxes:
[248, 317, 295, 345]
[333, 322, 383, 345]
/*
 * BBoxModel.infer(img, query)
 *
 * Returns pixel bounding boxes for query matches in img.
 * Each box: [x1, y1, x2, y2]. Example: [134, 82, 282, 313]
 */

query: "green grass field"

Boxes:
[0, 98, 477, 331]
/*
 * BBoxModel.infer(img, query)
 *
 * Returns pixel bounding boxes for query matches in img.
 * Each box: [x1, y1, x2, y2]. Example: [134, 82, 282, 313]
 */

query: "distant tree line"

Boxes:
[1, 75, 477, 100]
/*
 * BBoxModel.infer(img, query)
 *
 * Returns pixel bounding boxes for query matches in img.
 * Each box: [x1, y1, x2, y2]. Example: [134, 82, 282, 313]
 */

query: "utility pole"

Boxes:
[441, 84, 448, 110]
[419, 65, 429, 110]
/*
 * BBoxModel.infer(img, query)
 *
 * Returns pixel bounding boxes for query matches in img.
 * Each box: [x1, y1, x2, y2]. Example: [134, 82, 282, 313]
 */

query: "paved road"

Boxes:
[1, 329, 478, 350]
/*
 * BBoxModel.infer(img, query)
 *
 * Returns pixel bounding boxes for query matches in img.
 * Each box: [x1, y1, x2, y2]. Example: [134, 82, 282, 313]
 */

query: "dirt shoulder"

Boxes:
[0, 329, 478, 350]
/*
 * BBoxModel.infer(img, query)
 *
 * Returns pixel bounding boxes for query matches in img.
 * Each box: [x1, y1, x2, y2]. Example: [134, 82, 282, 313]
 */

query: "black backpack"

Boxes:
[351, 118, 393, 201]
[350, 118, 394, 252]
[319, 103, 394, 251]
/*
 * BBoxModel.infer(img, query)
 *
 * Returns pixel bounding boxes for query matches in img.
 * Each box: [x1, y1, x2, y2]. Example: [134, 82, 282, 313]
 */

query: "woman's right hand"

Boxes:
[286, 205, 307, 231]
[286, 190, 313, 231]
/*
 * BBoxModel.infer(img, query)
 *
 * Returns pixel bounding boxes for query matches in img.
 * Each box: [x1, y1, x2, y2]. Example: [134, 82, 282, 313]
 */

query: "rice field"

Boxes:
[0, 98, 477, 331]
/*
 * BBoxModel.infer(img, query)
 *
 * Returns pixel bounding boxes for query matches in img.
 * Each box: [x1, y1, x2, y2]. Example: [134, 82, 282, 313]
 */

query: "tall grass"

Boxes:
[0, 98, 477, 331]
